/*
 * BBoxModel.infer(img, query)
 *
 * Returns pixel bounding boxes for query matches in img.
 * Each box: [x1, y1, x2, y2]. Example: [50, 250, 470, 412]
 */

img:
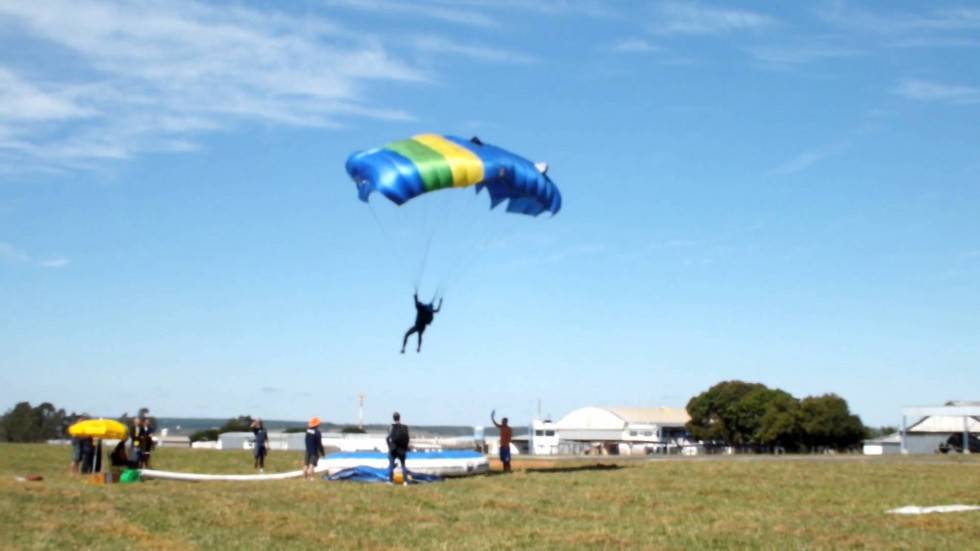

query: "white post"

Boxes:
[900, 415, 907, 455]
[964, 416, 971, 455]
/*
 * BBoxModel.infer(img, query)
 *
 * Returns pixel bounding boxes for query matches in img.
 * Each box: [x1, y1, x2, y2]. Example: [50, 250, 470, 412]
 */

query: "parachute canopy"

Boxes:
[346, 134, 561, 216]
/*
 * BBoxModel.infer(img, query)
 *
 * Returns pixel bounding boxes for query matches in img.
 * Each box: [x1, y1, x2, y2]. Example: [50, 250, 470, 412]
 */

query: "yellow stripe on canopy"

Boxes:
[412, 134, 485, 188]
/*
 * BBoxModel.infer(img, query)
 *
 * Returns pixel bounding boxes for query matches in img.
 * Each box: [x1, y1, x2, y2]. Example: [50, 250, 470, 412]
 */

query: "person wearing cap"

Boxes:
[250, 419, 269, 473]
[386, 412, 411, 485]
[304, 417, 324, 480]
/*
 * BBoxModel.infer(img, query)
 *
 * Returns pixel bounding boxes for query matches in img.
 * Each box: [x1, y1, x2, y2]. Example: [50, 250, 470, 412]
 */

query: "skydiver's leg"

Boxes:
[416, 326, 425, 352]
[402, 327, 418, 353]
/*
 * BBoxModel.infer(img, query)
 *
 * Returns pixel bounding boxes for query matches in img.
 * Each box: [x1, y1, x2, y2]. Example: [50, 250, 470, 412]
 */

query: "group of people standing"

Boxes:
[251, 417, 326, 480]
[128, 417, 155, 469]
[240, 410, 517, 483]
[384, 409, 513, 485]
[69, 416, 155, 475]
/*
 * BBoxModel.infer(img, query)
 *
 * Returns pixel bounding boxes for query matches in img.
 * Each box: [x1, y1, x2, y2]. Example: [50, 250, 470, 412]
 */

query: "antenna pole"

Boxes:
[358, 393, 366, 430]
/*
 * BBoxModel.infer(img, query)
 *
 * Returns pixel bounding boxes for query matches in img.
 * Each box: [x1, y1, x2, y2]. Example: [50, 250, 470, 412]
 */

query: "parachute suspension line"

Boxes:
[367, 200, 415, 284]
[413, 233, 434, 292]
[431, 187, 505, 298]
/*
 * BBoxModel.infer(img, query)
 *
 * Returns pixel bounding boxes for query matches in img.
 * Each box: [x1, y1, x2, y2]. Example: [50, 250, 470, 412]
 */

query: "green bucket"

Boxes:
[119, 470, 141, 484]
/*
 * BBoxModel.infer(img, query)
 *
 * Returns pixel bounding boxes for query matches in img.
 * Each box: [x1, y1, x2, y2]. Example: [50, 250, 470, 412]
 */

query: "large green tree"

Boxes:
[799, 394, 865, 452]
[687, 382, 864, 452]
[1, 401, 71, 442]
[190, 415, 255, 442]
[686, 380, 770, 447]
[756, 390, 802, 451]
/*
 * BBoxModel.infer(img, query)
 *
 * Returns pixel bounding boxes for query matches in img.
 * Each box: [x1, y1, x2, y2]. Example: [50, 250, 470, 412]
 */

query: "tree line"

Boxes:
[4, 389, 895, 451]
[0, 402, 157, 443]
[685, 380, 883, 453]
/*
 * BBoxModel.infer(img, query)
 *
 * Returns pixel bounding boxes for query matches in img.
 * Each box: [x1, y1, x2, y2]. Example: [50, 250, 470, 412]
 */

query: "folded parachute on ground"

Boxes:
[345, 134, 561, 216]
[323, 465, 443, 484]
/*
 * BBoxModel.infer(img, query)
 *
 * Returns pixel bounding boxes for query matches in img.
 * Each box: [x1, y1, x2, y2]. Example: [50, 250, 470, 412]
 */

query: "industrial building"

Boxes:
[863, 400, 979, 455]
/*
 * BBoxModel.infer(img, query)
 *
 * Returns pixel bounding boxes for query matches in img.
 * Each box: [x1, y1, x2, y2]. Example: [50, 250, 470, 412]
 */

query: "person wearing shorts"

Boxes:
[304, 417, 324, 480]
[70, 434, 83, 475]
[491, 410, 513, 474]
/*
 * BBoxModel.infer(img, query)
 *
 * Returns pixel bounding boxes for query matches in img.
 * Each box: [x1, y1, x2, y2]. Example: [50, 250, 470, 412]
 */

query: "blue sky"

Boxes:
[1, 1, 978, 428]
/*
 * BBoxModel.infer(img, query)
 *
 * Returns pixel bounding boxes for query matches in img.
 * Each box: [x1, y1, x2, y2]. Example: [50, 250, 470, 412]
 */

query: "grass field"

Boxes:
[1, 444, 978, 550]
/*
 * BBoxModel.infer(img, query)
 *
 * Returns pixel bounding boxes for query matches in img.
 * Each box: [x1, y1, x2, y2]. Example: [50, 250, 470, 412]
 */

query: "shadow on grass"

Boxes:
[487, 464, 623, 476]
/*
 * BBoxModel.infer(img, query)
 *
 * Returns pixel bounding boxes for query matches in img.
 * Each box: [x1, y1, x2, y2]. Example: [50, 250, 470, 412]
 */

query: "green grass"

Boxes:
[1, 444, 978, 550]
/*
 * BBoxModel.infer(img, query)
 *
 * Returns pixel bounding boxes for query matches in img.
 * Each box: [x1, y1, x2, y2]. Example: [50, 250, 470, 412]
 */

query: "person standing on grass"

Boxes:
[69, 416, 84, 475]
[386, 412, 411, 485]
[139, 417, 154, 469]
[491, 410, 513, 474]
[130, 417, 143, 467]
[251, 419, 269, 473]
[304, 417, 324, 481]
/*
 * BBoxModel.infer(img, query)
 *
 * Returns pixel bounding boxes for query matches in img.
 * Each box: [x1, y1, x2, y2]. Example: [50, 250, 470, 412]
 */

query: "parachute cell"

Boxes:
[346, 134, 561, 216]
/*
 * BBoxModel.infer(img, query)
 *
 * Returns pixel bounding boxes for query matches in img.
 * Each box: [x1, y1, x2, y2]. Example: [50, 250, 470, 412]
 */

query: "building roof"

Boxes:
[557, 406, 690, 431]
[909, 416, 980, 433]
[605, 406, 690, 425]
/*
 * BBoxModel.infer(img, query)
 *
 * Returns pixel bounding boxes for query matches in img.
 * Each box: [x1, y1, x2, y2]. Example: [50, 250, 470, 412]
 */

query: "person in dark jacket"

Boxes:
[401, 294, 442, 353]
[386, 411, 411, 485]
[251, 419, 269, 473]
[138, 418, 154, 469]
[304, 417, 325, 481]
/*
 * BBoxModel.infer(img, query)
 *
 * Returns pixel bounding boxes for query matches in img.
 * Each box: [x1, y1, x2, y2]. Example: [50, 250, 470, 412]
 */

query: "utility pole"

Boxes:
[358, 393, 366, 430]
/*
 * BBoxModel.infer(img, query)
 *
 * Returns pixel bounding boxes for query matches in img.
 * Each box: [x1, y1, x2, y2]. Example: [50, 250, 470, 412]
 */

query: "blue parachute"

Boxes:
[345, 134, 561, 216]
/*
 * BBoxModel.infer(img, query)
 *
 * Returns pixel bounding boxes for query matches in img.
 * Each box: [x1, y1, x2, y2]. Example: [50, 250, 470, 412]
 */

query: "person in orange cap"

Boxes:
[303, 417, 324, 480]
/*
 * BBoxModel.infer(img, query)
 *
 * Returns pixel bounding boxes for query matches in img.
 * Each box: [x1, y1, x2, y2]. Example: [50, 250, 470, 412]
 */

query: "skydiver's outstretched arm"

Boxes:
[433, 298, 443, 313]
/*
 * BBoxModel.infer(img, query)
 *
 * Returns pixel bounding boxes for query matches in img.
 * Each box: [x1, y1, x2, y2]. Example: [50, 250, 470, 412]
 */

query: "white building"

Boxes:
[897, 401, 980, 455]
[527, 406, 692, 456]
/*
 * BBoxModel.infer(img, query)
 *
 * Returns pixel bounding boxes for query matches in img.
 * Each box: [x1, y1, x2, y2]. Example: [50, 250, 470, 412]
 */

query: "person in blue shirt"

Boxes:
[304, 417, 324, 481]
[401, 294, 442, 353]
[250, 419, 269, 473]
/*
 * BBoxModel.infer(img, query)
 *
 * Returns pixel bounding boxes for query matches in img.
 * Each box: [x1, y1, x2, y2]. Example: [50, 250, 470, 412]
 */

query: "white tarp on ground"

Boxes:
[140, 467, 327, 481]
[888, 505, 980, 515]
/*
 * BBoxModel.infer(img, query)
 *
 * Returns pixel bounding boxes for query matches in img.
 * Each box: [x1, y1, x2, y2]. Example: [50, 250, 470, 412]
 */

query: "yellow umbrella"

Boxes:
[69, 418, 128, 440]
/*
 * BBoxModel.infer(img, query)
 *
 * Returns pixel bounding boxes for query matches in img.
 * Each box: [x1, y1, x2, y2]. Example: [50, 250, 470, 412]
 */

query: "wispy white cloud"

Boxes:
[893, 79, 980, 104]
[817, 3, 980, 48]
[608, 38, 661, 54]
[648, 1, 776, 36]
[38, 258, 70, 269]
[323, 0, 498, 28]
[0, 69, 96, 122]
[820, 3, 980, 34]
[0, 0, 426, 172]
[501, 242, 606, 270]
[408, 36, 535, 64]
[0, 242, 29, 264]
[748, 38, 861, 68]
[326, 0, 619, 24]
[542, 243, 606, 263]
[0, 241, 68, 268]
[647, 239, 698, 251]
[769, 141, 849, 176]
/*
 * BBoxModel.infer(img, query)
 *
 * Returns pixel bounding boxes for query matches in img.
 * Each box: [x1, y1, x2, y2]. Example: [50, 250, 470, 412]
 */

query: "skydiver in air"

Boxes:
[401, 293, 442, 353]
